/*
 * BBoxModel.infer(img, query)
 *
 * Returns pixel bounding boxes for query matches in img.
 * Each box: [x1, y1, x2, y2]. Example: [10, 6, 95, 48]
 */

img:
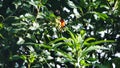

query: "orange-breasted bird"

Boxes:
[60, 18, 65, 28]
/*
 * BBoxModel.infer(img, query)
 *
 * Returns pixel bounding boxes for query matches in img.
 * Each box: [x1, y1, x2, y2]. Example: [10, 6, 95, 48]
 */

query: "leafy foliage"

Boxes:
[0, 0, 119, 68]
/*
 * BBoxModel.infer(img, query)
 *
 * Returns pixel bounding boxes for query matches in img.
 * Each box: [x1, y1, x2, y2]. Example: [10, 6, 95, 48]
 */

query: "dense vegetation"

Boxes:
[0, 0, 120, 68]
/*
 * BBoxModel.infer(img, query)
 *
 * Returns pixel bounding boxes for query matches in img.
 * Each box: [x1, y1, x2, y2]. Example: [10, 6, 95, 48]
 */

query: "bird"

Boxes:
[60, 18, 65, 28]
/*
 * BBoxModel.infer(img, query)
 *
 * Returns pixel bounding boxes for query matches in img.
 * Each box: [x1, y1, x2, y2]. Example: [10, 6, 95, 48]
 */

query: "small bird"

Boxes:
[60, 18, 65, 28]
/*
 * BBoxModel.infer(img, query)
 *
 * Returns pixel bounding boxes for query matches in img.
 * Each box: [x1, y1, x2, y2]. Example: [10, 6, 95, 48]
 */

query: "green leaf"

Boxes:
[29, 53, 36, 63]
[29, 0, 41, 9]
[37, 44, 52, 49]
[84, 39, 114, 46]
[77, 34, 83, 44]
[52, 42, 66, 49]
[80, 30, 86, 37]
[94, 12, 108, 20]
[0, 15, 4, 21]
[67, 29, 77, 44]
[87, 57, 97, 62]
[10, 55, 20, 60]
[55, 49, 75, 62]
[41, 0, 48, 4]
[17, 37, 25, 45]
[20, 55, 27, 60]
[49, 38, 67, 45]
[84, 38, 96, 46]
[0, 34, 4, 39]
[24, 43, 52, 49]
[76, 34, 83, 50]
[64, 38, 73, 47]
[84, 38, 95, 42]
[27, 46, 35, 52]
[67, 0, 77, 8]
[90, 40, 115, 45]
[81, 46, 109, 58]
[0, 23, 3, 29]
[80, 60, 90, 66]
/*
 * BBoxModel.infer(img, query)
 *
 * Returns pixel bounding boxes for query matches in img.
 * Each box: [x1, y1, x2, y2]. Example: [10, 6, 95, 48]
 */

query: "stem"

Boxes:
[28, 63, 31, 68]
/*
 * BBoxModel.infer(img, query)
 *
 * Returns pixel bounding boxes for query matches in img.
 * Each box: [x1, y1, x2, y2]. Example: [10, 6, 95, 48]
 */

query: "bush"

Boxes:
[0, 0, 119, 68]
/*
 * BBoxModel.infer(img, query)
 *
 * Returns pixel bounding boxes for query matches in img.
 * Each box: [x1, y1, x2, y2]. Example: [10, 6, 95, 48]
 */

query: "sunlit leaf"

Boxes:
[67, 0, 77, 8]
[17, 37, 25, 45]
[55, 49, 75, 62]
[93, 12, 108, 20]
[90, 40, 115, 45]
[80, 60, 90, 66]
[64, 38, 73, 47]
[67, 29, 77, 44]
[0, 23, 3, 29]
[29, 53, 36, 63]
[80, 30, 86, 37]
[49, 38, 67, 45]
[84, 37, 96, 46]
[27, 46, 35, 52]
[81, 46, 109, 57]
[20, 55, 27, 60]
